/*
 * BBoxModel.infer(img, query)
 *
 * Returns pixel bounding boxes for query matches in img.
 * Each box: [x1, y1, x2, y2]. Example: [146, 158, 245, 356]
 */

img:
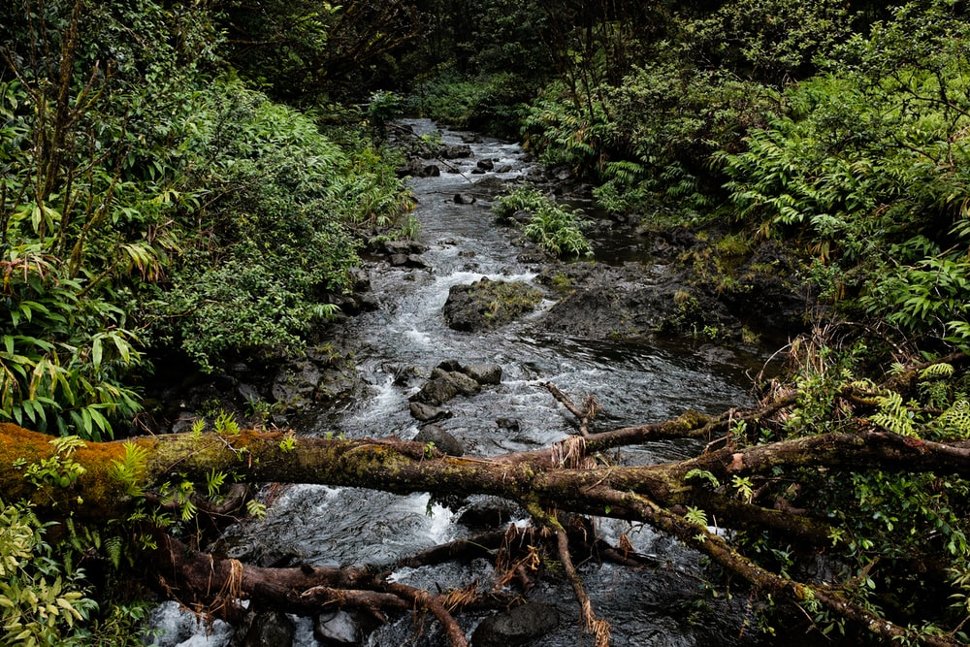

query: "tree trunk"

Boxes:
[3, 364, 969, 646]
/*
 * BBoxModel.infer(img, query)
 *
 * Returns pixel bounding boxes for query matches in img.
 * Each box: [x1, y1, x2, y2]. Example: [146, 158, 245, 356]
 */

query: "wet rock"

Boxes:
[410, 369, 481, 406]
[414, 424, 464, 456]
[495, 164, 513, 173]
[477, 159, 495, 171]
[389, 254, 430, 269]
[405, 254, 431, 269]
[314, 610, 360, 645]
[453, 193, 477, 205]
[271, 361, 320, 409]
[435, 360, 501, 386]
[439, 144, 473, 159]
[472, 175, 507, 191]
[463, 363, 502, 385]
[472, 603, 560, 647]
[510, 210, 532, 225]
[357, 293, 380, 312]
[243, 611, 294, 647]
[496, 417, 520, 432]
[381, 239, 428, 256]
[409, 401, 454, 423]
[537, 263, 730, 342]
[457, 498, 518, 529]
[347, 267, 371, 292]
[390, 364, 424, 388]
[435, 359, 463, 372]
[314, 367, 364, 409]
[471, 168, 486, 175]
[401, 160, 441, 178]
[432, 368, 482, 394]
[414, 162, 441, 177]
[442, 278, 543, 332]
[460, 133, 483, 144]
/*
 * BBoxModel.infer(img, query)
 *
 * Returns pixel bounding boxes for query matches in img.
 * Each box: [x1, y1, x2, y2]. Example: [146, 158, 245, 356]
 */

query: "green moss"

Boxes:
[716, 234, 752, 257]
[550, 273, 573, 292]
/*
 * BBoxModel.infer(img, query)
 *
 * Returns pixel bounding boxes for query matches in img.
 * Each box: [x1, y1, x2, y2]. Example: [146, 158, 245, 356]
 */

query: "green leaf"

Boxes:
[91, 338, 102, 370]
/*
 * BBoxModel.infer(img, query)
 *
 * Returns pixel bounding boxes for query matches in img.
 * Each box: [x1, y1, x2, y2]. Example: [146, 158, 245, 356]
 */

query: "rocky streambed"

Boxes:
[148, 119, 805, 647]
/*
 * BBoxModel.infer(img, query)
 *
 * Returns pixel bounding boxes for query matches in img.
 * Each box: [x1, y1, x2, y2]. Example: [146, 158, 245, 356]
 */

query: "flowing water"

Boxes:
[150, 120, 769, 647]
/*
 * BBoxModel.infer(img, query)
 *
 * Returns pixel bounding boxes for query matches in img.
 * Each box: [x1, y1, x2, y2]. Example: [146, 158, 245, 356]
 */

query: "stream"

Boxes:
[149, 120, 770, 647]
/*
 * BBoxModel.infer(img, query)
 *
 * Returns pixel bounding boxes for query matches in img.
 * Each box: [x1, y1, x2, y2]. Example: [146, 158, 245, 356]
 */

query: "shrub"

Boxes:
[0, 499, 98, 645]
[143, 79, 412, 371]
[493, 187, 592, 258]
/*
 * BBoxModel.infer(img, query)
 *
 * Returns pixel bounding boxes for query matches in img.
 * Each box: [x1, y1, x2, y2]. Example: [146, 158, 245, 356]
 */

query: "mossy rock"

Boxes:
[442, 278, 543, 332]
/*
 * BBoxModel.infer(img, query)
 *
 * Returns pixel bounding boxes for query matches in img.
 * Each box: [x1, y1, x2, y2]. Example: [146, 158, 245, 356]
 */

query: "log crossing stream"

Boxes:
[149, 120, 768, 647]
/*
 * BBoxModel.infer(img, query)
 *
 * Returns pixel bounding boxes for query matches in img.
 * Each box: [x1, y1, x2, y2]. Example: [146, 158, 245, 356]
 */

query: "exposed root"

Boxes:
[552, 435, 589, 469]
[394, 528, 511, 570]
[386, 582, 469, 647]
[211, 557, 243, 618]
[556, 526, 610, 647]
[493, 526, 541, 591]
[300, 586, 407, 615]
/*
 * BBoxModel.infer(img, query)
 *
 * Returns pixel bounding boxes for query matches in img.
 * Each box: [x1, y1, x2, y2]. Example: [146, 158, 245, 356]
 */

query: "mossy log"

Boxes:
[2, 368, 970, 647]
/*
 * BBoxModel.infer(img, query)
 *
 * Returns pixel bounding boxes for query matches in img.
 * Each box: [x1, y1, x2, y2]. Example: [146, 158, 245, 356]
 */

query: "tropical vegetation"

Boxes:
[1, 0, 969, 644]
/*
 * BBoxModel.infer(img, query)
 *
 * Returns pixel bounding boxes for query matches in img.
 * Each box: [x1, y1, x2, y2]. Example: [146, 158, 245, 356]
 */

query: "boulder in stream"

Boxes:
[496, 417, 520, 432]
[439, 143, 473, 159]
[377, 239, 428, 256]
[314, 610, 362, 645]
[414, 424, 464, 456]
[390, 253, 430, 269]
[436, 360, 503, 386]
[462, 362, 502, 385]
[472, 603, 560, 647]
[410, 368, 481, 406]
[443, 278, 543, 332]
[409, 401, 454, 422]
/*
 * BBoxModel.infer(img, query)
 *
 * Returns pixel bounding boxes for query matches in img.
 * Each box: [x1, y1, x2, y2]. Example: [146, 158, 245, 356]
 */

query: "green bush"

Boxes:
[493, 187, 592, 258]
[143, 79, 412, 371]
[410, 70, 530, 136]
[0, 499, 98, 646]
[715, 4, 970, 346]
[1, 0, 414, 432]
[492, 186, 550, 221]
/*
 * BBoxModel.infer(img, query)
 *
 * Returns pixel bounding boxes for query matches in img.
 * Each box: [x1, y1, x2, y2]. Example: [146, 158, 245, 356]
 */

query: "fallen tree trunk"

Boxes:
[2, 358, 969, 646]
[5, 422, 968, 522]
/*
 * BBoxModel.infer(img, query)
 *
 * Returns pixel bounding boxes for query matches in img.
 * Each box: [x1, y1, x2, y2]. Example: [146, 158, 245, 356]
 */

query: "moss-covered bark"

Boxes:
[3, 370, 970, 647]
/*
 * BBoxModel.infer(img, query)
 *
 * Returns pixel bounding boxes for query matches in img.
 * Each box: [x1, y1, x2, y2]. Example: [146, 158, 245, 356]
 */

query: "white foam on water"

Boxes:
[145, 602, 233, 647]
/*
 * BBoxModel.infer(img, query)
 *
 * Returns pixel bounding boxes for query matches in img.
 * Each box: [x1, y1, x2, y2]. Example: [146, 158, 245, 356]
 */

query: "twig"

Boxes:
[556, 527, 610, 647]
[542, 382, 599, 438]
[385, 582, 469, 647]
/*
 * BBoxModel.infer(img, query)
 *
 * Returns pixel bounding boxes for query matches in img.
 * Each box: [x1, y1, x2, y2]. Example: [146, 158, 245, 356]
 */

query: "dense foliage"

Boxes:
[405, 0, 970, 641]
[0, 0, 416, 640]
[0, 0, 412, 437]
[2, 0, 970, 643]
